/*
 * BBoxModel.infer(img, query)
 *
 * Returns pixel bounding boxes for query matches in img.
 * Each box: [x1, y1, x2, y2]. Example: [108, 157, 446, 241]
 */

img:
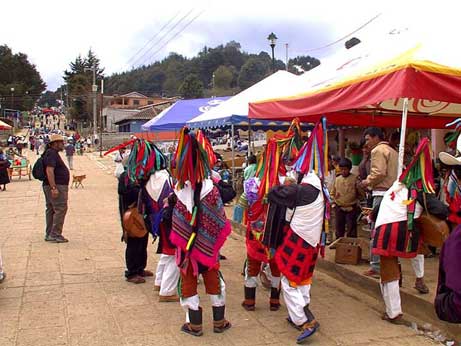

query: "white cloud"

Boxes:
[1, 0, 458, 90]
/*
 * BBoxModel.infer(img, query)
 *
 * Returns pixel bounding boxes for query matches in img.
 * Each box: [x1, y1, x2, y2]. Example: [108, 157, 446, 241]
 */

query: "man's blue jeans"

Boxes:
[370, 195, 383, 273]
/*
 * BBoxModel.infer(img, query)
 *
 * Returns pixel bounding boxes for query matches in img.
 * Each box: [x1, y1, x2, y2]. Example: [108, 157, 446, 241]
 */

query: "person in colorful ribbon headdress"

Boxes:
[146, 169, 179, 302]
[372, 138, 448, 323]
[262, 119, 329, 344]
[170, 128, 232, 337]
[242, 120, 303, 313]
[117, 138, 169, 284]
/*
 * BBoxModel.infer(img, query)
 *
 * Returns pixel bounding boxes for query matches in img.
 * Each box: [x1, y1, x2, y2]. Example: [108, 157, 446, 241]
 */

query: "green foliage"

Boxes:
[63, 49, 104, 121]
[288, 55, 321, 75]
[213, 65, 233, 89]
[38, 91, 59, 107]
[0, 45, 46, 111]
[179, 74, 204, 99]
[238, 57, 271, 90]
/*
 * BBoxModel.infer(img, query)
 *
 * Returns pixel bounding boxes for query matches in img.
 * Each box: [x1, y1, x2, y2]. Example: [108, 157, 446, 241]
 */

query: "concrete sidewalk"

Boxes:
[0, 151, 445, 346]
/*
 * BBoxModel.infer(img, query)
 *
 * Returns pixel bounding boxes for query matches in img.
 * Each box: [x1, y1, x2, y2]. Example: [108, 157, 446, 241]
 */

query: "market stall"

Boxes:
[249, 29, 461, 174]
[141, 96, 229, 133]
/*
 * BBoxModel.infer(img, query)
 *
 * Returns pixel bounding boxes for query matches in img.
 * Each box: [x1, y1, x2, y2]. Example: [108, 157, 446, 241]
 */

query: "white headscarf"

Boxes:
[375, 181, 423, 229]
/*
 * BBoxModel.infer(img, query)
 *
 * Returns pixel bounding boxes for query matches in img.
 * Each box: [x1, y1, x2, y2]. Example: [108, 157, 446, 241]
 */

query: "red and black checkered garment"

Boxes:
[372, 220, 420, 259]
[274, 227, 320, 285]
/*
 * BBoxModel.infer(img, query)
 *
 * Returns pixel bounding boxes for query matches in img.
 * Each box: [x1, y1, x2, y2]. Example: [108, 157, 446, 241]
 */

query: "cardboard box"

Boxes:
[335, 243, 362, 265]
[329, 237, 369, 261]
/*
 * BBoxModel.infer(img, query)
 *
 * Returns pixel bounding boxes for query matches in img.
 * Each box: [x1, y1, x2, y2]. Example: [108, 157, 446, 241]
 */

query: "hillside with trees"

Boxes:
[104, 41, 320, 98]
[56, 42, 320, 122]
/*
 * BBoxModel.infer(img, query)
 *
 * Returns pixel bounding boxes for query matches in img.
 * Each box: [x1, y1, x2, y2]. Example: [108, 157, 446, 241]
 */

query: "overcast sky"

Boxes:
[0, 0, 457, 91]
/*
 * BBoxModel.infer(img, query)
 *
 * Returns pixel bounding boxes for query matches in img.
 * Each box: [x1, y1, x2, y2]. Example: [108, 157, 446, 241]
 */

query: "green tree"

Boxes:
[288, 55, 321, 75]
[38, 90, 59, 107]
[179, 74, 204, 99]
[63, 49, 104, 122]
[213, 65, 233, 89]
[237, 57, 271, 90]
[0, 45, 46, 111]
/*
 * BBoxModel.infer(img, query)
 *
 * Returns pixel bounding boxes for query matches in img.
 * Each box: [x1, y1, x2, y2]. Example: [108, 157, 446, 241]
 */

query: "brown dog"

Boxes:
[71, 174, 86, 189]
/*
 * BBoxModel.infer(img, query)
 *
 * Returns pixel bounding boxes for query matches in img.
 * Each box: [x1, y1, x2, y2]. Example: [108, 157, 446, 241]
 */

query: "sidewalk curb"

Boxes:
[316, 257, 461, 341]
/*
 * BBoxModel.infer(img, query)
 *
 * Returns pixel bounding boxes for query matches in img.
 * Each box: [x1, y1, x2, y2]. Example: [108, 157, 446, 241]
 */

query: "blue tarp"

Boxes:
[141, 97, 230, 131]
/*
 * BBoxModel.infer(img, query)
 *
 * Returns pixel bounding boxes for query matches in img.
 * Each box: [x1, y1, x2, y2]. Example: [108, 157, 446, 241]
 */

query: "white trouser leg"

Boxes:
[263, 263, 273, 282]
[411, 254, 424, 279]
[181, 294, 200, 322]
[159, 255, 180, 296]
[281, 276, 308, 326]
[210, 276, 226, 307]
[154, 254, 169, 286]
[244, 261, 258, 288]
[271, 275, 281, 289]
[381, 280, 402, 319]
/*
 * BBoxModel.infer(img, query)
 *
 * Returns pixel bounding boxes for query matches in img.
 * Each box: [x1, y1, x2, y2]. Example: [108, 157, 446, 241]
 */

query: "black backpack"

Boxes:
[32, 150, 48, 181]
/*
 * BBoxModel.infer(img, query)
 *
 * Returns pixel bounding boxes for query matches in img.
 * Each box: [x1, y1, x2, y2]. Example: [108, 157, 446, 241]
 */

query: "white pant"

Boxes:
[244, 262, 280, 288]
[154, 254, 180, 296]
[410, 254, 424, 279]
[181, 276, 226, 321]
[380, 280, 402, 319]
[281, 276, 310, 326]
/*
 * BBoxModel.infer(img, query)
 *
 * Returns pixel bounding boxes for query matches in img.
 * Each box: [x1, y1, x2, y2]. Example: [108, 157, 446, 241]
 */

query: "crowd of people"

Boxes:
[1, 120, 460, 343]
[108, 122, 460, 343]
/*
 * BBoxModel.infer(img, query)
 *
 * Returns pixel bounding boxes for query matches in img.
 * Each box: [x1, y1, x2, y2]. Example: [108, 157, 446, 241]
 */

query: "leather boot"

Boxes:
[269, 287, 281, 311]
[212, 306, 232, 333]
[303, 305, 320, 329]
[414, 277, 429, 294]
[181, 307, 203, 337]
[241, 286, 256, 311]
[296, 305, 320, 343]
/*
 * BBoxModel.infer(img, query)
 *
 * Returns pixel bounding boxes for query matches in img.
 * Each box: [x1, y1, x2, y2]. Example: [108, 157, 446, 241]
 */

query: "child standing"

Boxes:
[331, 158, 363, 239]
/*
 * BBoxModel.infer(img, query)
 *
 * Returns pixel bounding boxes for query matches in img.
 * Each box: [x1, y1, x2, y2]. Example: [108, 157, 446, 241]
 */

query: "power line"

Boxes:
[130, 9, 196, 68]
[124, 10, 182, 69]
[141, 9, 206, 66]
[290, 13, 382, 55]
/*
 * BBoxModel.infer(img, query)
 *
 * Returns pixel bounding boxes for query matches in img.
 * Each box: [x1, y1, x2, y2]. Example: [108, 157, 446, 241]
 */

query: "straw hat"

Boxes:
[439, 118, 461, 166]
[439, 152, 461, 166]
[49, 134, 64, 143]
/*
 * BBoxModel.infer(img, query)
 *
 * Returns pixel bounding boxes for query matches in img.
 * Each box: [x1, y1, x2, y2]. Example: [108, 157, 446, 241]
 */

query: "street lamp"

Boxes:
[10, 87, 14, 109]
[267, 32, 278, 72]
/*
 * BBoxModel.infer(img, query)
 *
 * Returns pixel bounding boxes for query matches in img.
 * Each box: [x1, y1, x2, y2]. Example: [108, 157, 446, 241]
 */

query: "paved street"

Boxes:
[0, 151, 441, 346]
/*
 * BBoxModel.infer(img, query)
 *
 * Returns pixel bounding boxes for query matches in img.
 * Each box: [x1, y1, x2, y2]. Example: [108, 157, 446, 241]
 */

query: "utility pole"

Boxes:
[66, 85, 70, 110]
[285, 43, 289, 71]
[84, 66, 98, 148]
[99, 79, 104, 157]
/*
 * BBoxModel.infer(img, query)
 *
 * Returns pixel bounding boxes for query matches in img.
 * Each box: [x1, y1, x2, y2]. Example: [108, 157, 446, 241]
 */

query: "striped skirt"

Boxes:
[372, 220, 420, 259]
